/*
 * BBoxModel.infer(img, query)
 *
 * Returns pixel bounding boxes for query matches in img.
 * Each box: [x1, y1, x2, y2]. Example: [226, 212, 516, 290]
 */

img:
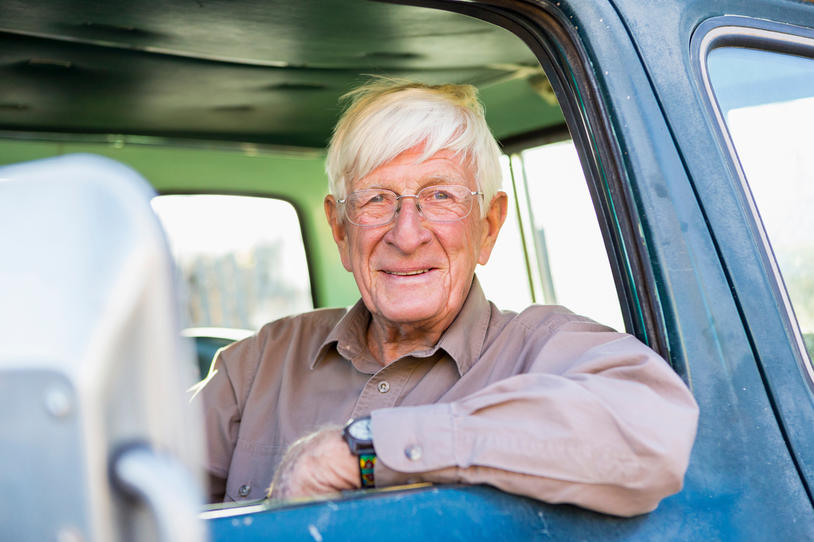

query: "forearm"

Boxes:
[370, 343, 699, 516]
[375, 462, 675, 517]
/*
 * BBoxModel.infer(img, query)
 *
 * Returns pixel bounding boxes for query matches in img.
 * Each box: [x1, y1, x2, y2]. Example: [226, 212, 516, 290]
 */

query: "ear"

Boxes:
[324, 195, 353, 272]
[477, 191, 508, 265]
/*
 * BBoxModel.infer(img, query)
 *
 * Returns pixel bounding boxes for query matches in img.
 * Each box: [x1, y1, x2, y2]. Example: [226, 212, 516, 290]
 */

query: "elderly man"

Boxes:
[195, 79, 699, 516]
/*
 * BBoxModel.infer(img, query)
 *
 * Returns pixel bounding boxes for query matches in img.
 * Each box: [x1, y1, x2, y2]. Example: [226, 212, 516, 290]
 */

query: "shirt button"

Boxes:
[405, 444, 423, 461]
[377, 381, 390, 393]
[238, 484, 251, 497]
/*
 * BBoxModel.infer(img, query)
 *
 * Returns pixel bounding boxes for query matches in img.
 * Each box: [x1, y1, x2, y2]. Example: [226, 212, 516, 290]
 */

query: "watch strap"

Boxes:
[359, 452, 376, 488]
[343, 417, 376, 489]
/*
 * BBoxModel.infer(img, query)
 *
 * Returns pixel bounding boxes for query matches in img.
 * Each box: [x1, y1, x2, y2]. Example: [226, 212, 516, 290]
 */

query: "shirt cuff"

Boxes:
[371, 403, 458, 475]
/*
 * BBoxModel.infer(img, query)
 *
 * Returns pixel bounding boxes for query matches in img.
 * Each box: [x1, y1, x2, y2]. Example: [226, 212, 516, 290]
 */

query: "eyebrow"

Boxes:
[412, 176, 460, 190]
[358, 175, 461, 193]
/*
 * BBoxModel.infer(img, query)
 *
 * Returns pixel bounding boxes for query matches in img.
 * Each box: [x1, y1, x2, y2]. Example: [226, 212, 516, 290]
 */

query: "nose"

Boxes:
[383, 196, 432, 252]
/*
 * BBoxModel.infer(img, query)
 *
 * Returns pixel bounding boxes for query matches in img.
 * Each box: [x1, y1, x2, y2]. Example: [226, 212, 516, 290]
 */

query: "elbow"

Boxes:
[572, 451, 690, 517]
[614, 456, 688, 517]
[614, 415, 699, 516]
[600, 405, 699, 516]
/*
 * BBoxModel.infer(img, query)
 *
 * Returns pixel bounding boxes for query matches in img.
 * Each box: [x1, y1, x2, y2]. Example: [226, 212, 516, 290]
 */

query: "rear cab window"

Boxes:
[151, 194, 313, 376]
[152, 194, 313, 330]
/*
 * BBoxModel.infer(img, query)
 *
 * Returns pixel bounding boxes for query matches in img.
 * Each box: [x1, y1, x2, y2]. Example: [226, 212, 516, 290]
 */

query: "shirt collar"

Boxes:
[312, 298, 371, 370]
[435, 275, 491, 375]
[311, 275, 491, 376]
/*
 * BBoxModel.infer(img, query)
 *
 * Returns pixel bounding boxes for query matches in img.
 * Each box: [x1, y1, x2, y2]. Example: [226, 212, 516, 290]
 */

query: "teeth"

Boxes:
[387, 269, 429, 276]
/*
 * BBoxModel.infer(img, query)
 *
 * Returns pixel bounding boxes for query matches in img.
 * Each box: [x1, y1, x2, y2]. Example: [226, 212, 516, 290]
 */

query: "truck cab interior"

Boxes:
[0, 0, 627, 373]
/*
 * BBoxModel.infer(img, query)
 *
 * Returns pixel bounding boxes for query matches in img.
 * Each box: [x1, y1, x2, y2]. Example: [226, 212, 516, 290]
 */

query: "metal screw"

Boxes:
[45, 386, 73, 418]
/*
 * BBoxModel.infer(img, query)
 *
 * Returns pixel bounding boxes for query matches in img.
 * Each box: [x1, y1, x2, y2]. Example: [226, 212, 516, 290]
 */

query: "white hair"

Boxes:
[325, 78, 502, 218]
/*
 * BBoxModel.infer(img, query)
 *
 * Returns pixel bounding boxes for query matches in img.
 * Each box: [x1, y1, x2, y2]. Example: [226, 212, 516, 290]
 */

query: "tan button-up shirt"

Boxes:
[197, 278, 698, 516]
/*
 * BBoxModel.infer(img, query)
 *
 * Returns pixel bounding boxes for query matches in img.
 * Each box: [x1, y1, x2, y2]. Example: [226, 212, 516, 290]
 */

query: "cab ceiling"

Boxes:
[0, 0, 563, 148]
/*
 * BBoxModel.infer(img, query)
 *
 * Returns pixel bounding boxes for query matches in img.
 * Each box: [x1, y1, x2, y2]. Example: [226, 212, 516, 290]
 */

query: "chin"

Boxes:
[379, 300, 444, 325]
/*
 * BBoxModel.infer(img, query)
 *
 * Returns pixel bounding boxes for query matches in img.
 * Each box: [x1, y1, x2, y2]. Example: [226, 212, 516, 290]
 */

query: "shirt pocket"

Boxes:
[225, 439, 284, 502]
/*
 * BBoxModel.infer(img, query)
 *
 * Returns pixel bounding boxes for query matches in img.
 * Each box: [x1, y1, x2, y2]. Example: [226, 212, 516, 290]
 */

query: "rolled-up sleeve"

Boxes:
[371, 318, 699, 517]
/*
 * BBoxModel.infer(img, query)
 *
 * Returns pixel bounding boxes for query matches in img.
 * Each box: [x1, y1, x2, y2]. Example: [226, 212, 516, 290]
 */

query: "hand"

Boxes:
[267, 426, 360, 500]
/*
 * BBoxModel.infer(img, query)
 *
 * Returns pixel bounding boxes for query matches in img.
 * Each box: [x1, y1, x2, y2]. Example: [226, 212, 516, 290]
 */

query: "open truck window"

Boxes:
[0, 2, 630, 337]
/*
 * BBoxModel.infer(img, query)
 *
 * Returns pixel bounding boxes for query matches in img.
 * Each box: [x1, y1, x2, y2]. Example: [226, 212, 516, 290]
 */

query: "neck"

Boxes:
[366, 317, 447, 366]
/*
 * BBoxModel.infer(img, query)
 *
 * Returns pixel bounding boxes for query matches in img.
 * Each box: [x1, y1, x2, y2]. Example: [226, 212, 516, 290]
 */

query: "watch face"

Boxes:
[348, 418, 372, 441]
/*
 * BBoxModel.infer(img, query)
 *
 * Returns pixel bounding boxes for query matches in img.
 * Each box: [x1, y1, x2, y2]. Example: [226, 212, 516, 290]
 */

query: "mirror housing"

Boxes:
[0, 154, 207, 542]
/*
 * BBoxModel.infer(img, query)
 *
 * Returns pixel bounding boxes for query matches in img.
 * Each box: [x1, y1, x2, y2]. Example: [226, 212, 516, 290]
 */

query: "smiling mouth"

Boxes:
[383, 269, 432, 276]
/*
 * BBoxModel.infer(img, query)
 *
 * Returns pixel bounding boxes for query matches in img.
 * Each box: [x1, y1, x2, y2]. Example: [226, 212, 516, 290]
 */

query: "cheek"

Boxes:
[435, 226, 481, 285]
[450, 222, 483, 263]
[348, 230, 381, 273]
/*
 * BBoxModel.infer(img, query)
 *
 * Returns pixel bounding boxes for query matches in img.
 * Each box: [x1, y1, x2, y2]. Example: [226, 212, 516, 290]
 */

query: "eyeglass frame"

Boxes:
[337, 185, 485, 227]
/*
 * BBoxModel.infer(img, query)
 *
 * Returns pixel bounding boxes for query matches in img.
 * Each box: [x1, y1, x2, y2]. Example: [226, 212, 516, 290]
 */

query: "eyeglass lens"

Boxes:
[345, 185, 476, 226]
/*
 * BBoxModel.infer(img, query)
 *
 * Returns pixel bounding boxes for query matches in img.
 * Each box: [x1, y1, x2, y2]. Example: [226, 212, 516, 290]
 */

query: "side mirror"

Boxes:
[0, 154, 208, 542]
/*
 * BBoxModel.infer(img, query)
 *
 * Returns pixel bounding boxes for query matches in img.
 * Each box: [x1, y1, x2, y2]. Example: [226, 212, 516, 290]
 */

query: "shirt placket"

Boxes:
[350, 357, 421, 419]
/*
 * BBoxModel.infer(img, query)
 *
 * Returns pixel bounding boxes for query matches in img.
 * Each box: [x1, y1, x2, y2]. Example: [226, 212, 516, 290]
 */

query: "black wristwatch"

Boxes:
[342, 416, 377, 488]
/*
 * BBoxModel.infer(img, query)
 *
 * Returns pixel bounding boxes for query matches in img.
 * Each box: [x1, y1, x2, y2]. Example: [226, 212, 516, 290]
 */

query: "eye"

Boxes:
[428, 189, 451, 201]
[355, 190, 391, 207]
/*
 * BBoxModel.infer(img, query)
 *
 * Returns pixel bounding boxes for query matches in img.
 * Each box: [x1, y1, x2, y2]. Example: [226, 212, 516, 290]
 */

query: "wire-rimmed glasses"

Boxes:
[338, 185, 483, 227]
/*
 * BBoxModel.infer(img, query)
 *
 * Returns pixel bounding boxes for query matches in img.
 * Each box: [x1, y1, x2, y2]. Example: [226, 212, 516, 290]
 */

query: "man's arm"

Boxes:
[370, 324, 699, 517]
[272, 320, 698, 516]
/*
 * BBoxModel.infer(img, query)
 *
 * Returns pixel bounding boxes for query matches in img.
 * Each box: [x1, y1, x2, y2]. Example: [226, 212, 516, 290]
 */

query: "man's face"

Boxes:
[325, 147, 507, 333]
